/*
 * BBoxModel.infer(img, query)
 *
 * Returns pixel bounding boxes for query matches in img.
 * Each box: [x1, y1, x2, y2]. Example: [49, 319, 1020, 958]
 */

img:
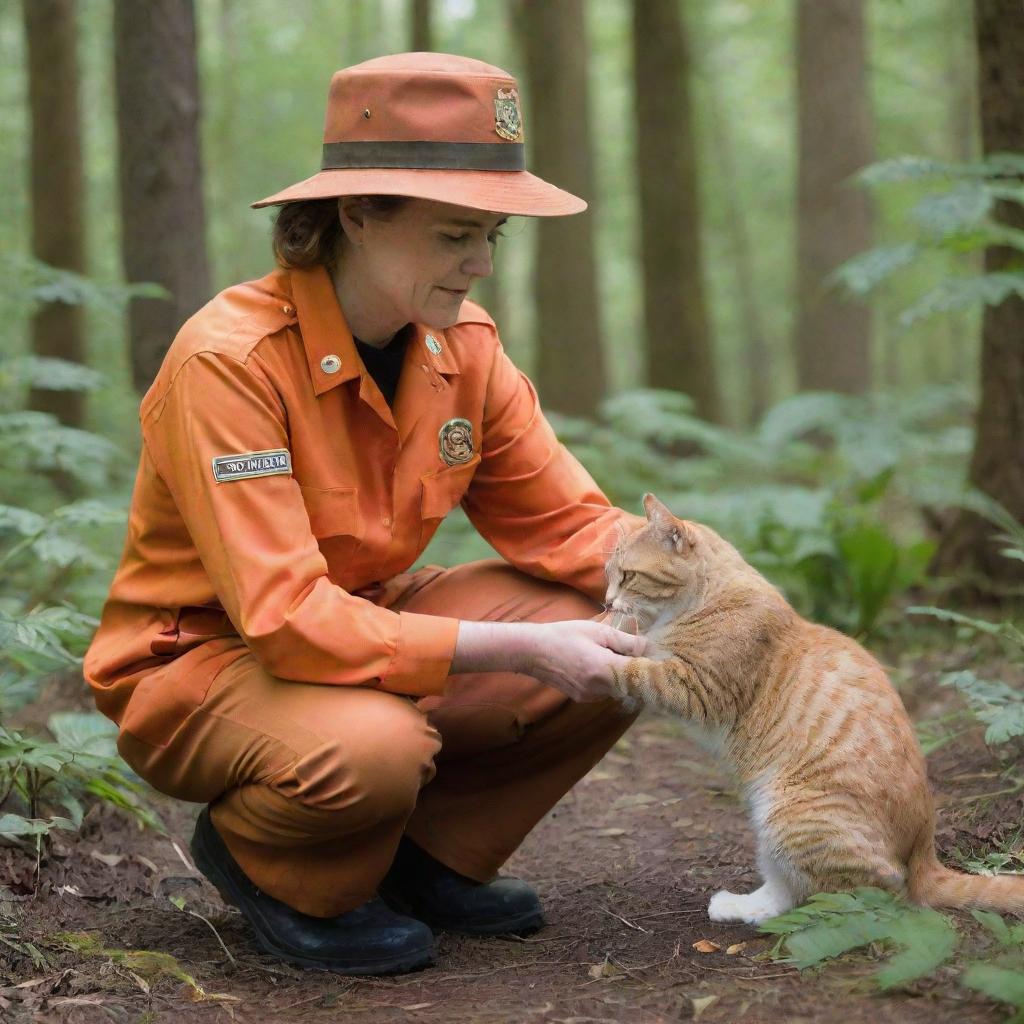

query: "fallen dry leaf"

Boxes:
[610, 793, 657, 810]
[400, 1003, 435, 1011]
[726, 942, 747, 955]
[587, 958, 622, 980]
[692, 994, 719, 1020]
[692, 939, 721, 954]
[595, 827, 628, 837]
[90, 850, 124, 867]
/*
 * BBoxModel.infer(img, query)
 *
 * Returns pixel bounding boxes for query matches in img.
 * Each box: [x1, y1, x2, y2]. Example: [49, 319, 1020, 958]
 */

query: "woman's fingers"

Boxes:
[596, 624, 647, 658]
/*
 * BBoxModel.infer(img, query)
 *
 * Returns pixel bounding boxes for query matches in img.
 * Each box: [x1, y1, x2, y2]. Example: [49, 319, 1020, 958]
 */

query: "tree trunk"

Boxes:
[516, 0, 606, 418]
[22, 0, 86, 428]
[794, 0, 874, 394]
[410, 0, 432, 51]
[932, 0, 1024, 590]
[113, 0, 211, 393]
[631, 0, 720, 422]
[702, 37, 769, 425]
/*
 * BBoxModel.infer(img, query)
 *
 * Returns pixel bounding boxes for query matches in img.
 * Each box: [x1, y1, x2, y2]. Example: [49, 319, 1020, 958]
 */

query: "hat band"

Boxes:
[322, 140, 525, 172]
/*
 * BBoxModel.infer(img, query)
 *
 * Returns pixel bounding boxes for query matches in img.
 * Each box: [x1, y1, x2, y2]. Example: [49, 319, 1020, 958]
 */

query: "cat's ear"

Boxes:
[642, 493, 674, 524]
[666, 521, 698, 556]
[644, 494, 695, 553]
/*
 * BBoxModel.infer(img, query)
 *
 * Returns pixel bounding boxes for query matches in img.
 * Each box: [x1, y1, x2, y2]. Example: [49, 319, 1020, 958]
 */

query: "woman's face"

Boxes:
[339, 197, 507, 330]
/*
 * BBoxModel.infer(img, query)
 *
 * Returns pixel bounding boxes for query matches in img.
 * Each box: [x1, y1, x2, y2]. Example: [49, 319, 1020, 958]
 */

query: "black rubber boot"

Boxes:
[189, 807, 434, 975]
[379, 836, 544, 936]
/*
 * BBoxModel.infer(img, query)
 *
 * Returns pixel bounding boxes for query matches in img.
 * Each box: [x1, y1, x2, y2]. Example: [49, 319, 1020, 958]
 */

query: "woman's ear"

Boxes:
[337, 197, 367, 246]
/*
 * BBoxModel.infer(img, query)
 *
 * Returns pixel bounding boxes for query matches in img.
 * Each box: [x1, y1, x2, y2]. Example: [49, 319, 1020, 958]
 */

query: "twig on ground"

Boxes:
[954, 779, 1024, 804]
[436, 958, 573, 983]
[602, 906, 653, 934]
[632, 908, 706, 919]
[182, 906, 237, 966]
[169, 838, 197, 873]
[278, 983, 356, 1011]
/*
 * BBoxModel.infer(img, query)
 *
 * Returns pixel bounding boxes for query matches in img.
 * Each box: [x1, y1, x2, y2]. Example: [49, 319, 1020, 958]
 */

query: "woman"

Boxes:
[85, 52, 647, 975]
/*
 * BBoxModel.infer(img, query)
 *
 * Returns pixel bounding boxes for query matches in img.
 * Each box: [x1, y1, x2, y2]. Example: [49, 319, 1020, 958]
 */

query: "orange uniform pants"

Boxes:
[118, 560, 636, 917]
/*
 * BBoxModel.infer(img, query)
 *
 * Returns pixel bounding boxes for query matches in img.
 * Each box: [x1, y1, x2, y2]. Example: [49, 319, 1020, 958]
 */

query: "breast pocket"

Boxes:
[419, 455, 481, 546]
[299, 484, 364, 546]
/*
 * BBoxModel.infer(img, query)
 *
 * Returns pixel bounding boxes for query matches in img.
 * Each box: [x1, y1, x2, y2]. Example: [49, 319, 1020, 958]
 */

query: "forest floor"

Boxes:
[2, 624, 1022, 1024]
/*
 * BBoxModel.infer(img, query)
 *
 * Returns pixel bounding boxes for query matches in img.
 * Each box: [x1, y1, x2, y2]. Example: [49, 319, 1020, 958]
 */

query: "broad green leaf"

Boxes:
[876, 910, 957, 989]
[47, 711, 118, 758]
[962, 963, 1024, 1017]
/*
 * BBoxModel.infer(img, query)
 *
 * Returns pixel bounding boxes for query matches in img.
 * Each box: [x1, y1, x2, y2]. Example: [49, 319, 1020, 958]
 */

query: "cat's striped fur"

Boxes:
[606, 493, 1024, 924]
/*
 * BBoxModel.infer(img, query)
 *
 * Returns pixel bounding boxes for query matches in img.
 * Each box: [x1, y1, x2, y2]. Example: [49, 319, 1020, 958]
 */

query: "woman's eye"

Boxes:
[443, 233, 468, 243]
[487, 230, 504, 246]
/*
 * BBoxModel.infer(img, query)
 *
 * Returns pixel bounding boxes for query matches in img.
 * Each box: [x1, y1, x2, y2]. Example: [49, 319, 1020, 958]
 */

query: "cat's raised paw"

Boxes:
[707, 885, 793, 925]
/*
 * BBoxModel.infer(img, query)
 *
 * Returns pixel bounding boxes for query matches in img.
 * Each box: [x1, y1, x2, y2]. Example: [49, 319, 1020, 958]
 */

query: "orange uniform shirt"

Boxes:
[84, 264, 641, 747]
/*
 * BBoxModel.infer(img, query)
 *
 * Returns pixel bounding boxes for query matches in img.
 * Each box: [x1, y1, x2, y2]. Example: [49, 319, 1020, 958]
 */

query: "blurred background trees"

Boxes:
[3, 0, 1023, 611]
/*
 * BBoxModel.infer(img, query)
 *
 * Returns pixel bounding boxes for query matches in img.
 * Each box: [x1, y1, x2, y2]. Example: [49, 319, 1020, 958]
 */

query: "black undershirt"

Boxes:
[353, 326, 411, 408]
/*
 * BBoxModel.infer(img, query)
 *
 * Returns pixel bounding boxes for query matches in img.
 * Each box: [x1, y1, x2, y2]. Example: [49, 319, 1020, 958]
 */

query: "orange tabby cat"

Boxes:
[605, 493, 1024, 924]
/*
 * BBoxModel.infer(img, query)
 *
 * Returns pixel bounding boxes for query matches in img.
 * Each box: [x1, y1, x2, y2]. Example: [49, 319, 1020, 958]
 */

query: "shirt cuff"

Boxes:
[378, 610, 461, 696]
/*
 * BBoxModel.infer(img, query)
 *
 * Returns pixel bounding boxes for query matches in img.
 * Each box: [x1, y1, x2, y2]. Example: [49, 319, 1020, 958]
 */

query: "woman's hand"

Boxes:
[451, 619, 648, 703]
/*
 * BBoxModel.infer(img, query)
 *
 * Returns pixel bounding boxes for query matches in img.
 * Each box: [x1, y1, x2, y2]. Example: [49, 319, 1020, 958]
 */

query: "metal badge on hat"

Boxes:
[494, 88, 522, 141]
[438, 418, 475, 466]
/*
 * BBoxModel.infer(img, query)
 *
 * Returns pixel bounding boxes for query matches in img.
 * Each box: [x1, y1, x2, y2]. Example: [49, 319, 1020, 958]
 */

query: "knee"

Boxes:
[275, 701, 441, 822]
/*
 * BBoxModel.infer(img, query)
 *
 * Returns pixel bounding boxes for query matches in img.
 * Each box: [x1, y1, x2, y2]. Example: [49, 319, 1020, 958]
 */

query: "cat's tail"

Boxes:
[908, 829, 1024, 915]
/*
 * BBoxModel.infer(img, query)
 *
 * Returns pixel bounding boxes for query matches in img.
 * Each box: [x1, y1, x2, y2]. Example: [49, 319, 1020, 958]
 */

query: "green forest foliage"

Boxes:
[1, 0, 1024, 1005]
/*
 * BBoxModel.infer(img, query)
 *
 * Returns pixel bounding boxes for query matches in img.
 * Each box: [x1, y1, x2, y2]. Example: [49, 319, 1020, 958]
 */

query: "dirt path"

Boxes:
[2, 640, 1020, 1023]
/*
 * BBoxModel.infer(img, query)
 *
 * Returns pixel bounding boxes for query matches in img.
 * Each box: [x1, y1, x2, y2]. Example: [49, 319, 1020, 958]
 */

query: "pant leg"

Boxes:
[117, 656, 441, 918]
[383, 559, 638, 882]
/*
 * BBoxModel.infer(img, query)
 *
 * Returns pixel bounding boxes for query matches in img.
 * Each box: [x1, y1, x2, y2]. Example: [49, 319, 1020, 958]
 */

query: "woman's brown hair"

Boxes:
[271, 196, 408, 268]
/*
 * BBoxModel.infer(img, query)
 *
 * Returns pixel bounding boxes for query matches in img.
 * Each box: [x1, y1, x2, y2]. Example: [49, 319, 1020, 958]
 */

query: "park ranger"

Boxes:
[85, 52, 647, 975]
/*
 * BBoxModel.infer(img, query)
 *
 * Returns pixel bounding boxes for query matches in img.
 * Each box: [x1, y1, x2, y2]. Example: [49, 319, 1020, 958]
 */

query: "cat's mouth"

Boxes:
[610, 607, 646, 635]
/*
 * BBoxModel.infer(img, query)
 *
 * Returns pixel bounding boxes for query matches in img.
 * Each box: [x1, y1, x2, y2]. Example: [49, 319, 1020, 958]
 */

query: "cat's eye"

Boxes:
[620, 570, 637, 585]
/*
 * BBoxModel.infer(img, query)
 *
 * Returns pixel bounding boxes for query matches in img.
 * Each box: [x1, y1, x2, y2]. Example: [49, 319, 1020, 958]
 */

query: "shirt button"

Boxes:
[320, 354, 341, 374]
[282, 304, 295, 316]
[382, 515, 392, 527]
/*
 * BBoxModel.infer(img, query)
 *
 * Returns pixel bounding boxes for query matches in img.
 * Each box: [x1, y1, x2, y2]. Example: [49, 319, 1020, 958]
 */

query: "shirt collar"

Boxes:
[288, 265, 460, 397]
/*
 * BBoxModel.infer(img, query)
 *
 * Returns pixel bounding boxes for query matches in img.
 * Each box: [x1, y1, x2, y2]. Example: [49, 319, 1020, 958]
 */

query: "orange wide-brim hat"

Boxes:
[252, 52, 586, 218]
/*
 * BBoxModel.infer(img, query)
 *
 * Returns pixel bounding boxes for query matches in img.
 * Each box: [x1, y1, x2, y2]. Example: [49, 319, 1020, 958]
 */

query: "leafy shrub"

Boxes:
[762, 888, 1024, 1018]
[911, 535, 1024, 748]
[0, 261, 159, 849]
[0, 713, 159, 846]
[836, 153, 1024, 326]
[761, 887, 958, 989]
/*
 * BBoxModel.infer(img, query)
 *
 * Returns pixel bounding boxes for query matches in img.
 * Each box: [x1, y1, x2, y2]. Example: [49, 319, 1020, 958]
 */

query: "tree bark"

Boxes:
[631, 0, 720, 422]
[113, 0, 211, 393]
[702, 34, 769, 425]
[410, 0, 432, 51]
[932, 0, 1024, 589]
[516, 0, 606, 417]
[794, 0, 874, 394]
[22, 0, 86, 428]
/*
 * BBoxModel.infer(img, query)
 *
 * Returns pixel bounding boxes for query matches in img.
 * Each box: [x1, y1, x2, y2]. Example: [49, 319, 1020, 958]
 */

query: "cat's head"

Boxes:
[604, 493, 738, 629]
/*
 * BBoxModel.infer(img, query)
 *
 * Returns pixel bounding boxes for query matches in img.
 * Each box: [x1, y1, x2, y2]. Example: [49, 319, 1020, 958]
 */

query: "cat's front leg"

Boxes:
[612, 654, 734, 726]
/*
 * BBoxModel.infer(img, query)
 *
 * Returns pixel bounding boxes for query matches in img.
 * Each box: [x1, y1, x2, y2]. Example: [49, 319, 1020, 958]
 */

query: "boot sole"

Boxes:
[190, 814, 435, 976]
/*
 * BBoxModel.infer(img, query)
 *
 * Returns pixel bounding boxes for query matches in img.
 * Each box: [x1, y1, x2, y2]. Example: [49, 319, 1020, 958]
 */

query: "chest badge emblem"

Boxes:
[438, 418, 474, 466]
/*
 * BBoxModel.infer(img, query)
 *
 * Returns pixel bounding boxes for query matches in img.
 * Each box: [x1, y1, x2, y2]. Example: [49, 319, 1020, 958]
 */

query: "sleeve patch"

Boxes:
[212, 448, 292, 482]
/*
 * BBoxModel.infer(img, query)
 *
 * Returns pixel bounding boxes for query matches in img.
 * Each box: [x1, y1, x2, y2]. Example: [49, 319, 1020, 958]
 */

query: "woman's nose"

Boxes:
[461, 240, 493, 279]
